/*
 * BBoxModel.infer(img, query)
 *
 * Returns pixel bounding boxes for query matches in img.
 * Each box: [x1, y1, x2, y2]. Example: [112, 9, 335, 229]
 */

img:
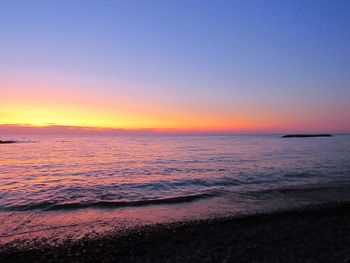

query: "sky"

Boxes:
[1, 0, 350, 133]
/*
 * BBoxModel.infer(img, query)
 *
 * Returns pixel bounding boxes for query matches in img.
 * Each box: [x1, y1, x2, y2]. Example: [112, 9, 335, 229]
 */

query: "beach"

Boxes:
[1, 201, 349, 263]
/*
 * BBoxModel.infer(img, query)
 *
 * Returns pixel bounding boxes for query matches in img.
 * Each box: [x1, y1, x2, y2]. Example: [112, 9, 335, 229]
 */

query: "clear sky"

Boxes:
[1, 0, 350, 133]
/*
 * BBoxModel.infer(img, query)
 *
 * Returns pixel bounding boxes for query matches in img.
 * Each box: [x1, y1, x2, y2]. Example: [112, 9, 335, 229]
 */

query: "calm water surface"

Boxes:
[1, 134, 349, 243]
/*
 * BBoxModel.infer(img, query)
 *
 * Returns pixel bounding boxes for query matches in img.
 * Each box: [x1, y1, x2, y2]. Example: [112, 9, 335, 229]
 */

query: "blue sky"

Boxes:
[1, 0, 350, 132]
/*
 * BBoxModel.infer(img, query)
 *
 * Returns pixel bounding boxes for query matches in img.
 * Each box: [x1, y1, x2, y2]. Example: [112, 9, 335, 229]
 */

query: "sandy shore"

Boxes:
[1, 201, 349, 263]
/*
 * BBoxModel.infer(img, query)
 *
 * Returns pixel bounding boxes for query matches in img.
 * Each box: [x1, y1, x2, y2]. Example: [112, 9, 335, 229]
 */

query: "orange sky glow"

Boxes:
[1, 77, 349, 134]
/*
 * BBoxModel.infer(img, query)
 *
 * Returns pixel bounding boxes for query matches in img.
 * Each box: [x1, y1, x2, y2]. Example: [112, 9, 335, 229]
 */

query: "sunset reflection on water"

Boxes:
[1, 134, 350, 245]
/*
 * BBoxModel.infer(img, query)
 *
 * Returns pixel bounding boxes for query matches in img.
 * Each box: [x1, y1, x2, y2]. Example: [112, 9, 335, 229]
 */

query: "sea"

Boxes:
[1, 134, 349, 244]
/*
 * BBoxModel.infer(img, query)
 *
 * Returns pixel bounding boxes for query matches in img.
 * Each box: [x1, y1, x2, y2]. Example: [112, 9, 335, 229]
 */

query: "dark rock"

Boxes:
[0, 140, 16, 144]
[281, 134, 332, 138]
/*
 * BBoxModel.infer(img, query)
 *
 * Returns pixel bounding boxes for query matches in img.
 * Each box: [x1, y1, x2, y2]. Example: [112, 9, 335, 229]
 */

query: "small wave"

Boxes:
[283, 172, 316, 178]
[240, 182, 350, 201]
[4, 192, 216, 211]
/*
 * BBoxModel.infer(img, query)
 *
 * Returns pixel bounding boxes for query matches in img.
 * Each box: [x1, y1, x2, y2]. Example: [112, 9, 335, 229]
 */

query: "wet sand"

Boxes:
[1, 201, 349, 263]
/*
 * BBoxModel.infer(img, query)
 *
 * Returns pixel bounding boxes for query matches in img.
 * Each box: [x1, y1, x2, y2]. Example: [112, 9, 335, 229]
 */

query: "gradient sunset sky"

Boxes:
[1, 0, 350, 133]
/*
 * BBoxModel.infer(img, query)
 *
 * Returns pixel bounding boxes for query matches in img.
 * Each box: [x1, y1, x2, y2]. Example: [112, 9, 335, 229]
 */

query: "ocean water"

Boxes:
[1, 134, 350, 243]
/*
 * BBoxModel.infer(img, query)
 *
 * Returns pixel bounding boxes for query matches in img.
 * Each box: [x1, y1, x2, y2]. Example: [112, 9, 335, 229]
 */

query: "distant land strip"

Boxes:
[281, 134, 333, 138]
[0, 140, 16, 144]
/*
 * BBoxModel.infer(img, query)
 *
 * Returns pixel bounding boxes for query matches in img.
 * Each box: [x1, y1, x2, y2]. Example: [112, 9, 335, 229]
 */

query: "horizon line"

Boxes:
[0, 124, 348, 136]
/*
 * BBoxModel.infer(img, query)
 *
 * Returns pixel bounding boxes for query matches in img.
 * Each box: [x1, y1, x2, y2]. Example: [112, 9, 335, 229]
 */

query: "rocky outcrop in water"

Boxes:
[0, 140, 16, 144]
[281, 134, 332, 138]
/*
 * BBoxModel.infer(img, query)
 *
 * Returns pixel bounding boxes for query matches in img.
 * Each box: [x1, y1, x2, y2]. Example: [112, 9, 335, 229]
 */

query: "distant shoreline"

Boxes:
[1, 201, 349, 263]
